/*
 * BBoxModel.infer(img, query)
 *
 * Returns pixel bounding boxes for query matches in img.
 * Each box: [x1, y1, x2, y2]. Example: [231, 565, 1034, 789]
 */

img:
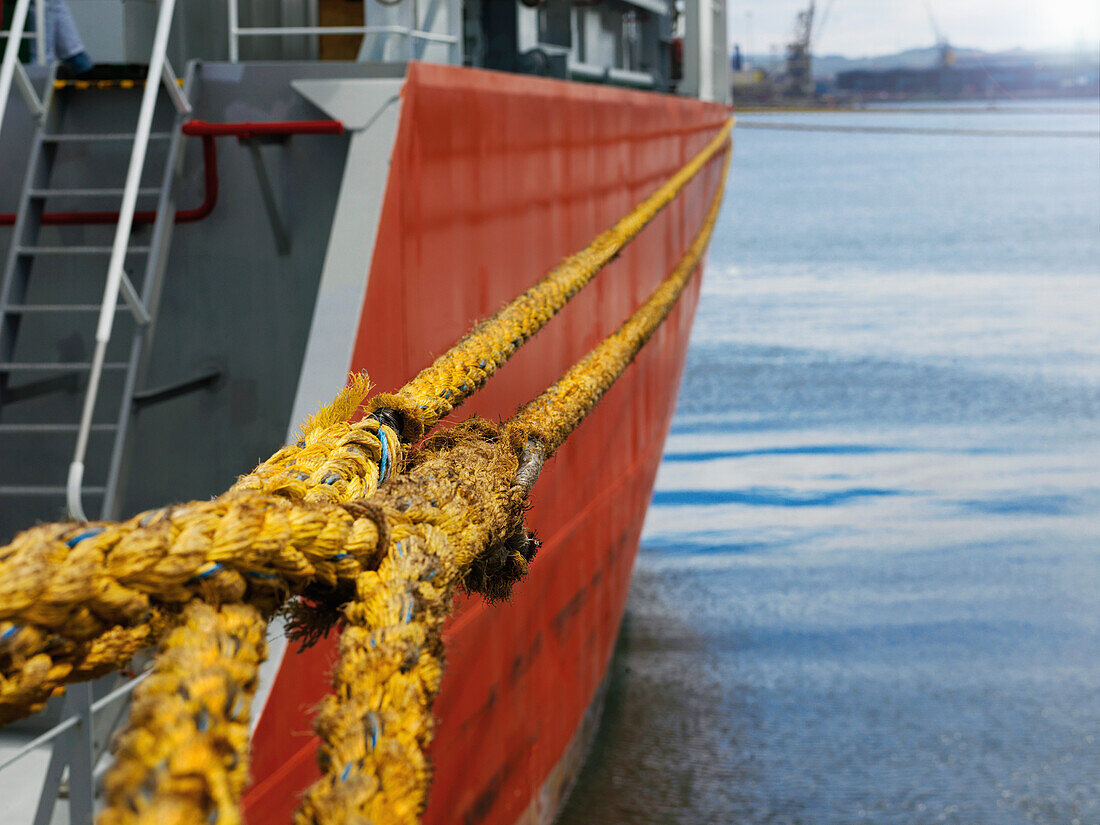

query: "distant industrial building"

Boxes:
[836, 61, 1100, 99]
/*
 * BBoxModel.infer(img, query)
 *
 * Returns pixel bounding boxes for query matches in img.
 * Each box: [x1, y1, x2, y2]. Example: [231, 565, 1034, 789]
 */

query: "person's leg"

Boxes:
[46, 0, 93, 72]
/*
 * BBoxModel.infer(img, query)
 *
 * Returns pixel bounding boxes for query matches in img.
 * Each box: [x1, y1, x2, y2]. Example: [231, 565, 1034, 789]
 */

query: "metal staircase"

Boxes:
[0, 0, 191, 529]
[0, 2, 188, 817]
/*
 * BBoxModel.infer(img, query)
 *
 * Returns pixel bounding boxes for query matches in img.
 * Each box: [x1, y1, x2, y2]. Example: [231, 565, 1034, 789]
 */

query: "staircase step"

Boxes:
[28, 187, 161, 198]
[41, 132, 172, 143]
[0, 424, 116, 433]
[17, 245, 151, 255]
[0, 485, 106, 495]
[0, 362, 128, 371]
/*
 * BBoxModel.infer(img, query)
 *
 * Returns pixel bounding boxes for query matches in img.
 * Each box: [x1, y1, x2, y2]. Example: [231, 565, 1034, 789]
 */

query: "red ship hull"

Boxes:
[242, 63, 729, 824]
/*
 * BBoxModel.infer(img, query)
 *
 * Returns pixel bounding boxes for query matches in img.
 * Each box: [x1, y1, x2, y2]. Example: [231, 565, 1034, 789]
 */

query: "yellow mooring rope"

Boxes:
[368, 119, 733, 443]
[100, 602, 267, 825]
[0, 123, 731, 825]
[0, 119, 730, 726]
[294, 147, 729, 825]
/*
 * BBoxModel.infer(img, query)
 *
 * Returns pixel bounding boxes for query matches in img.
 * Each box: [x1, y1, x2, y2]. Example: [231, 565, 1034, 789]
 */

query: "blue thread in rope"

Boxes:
[366, 711, 381, 749]
[66, 527, 105, 547]
[192, 563, 223, 581]
[379, 431, 391, 483]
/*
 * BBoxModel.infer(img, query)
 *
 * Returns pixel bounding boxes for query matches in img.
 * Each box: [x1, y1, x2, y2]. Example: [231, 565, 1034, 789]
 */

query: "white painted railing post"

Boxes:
[0, 0, 33, 138]
[33, 0, 45, 65]
[228, 0, 240, 62]
[67, 0, 179, 521]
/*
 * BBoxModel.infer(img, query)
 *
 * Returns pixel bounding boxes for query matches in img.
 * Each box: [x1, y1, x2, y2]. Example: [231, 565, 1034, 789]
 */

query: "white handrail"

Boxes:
[11, 49, 43, 116]
[227, 0, 239, 62]
[33, 0, 45, 65]
[235, 25, 457, 43]
[226, 4, 459, 63]
[161, 57, 192, 114]
[0, 672, 149, 773]
[67, 0, 179, 521]
[0, 0, 33, 142]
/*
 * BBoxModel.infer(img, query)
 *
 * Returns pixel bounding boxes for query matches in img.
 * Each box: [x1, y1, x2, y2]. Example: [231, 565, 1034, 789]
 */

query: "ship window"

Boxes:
[621, 9, 640, 70]
[538, 0, 572, 48]
[574, 6, 587, 62]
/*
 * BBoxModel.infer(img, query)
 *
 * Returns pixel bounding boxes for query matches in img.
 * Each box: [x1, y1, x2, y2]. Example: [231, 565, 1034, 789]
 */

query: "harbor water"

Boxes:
[558, 102, 1100, 824]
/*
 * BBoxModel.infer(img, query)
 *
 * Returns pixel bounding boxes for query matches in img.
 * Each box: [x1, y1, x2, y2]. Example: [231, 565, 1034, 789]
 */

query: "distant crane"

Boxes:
[782, 0, 840, 98]
[922, 0, 955, 68]
[785, 2, 816, 97]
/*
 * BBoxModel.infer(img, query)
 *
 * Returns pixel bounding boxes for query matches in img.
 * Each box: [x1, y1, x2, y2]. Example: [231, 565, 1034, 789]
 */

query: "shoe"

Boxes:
[57, 62, 149, 82]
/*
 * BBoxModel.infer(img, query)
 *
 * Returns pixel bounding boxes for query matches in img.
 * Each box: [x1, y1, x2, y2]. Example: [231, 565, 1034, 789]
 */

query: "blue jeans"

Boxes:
[28, 0, 91, 69]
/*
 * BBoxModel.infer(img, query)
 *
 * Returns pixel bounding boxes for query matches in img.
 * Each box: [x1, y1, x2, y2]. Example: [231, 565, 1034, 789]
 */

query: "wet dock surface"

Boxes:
[558, 102, 1100, 824]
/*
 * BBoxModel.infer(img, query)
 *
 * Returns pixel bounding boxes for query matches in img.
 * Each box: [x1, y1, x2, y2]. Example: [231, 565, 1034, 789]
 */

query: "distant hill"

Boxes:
[739, 44, 1100, 80]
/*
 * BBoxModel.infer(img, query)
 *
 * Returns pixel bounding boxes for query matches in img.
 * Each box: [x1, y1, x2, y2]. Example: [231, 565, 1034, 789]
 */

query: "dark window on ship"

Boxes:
[621, 9, 640, 71]
[574, 5, 587, 62]
[538, 0, 572, 48]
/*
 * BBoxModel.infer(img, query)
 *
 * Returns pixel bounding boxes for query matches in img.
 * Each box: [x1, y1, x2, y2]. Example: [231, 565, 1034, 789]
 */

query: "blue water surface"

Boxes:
[558, 102, 1100, 825]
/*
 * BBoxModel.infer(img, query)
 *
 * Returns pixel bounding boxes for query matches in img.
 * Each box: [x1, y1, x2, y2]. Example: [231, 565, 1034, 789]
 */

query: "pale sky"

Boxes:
[729, 0, 1100, 57]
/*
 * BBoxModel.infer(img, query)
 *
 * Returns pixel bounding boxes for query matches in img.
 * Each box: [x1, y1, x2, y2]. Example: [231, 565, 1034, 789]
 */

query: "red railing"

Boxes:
[0, 119, 345, 227]
[181, 119, 345, 139]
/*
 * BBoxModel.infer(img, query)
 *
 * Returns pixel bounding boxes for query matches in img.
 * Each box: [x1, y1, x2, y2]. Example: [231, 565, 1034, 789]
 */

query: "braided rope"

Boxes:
[507, 146, 731, 455]
[0, 122, 731, 825]
[230, 375, 401, 506]
[0, 492, 389, 724]
[0, 122, 729, 723]
[0, 377, 401, 724]
[293, 141, 730, 824]
[99, 601, 267, 825]
[368, 120, 734, 442]
[295, 425, 535, 825]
